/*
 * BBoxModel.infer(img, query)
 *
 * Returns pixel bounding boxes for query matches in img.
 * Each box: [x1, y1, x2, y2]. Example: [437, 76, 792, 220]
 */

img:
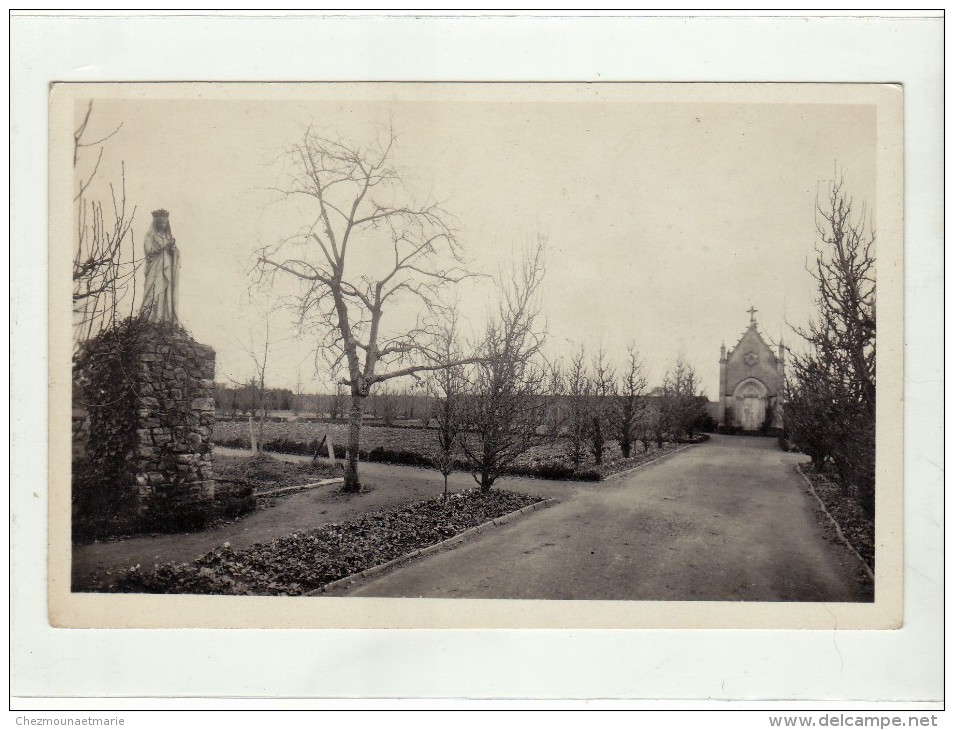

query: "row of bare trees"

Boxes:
[784, 175, 876, 516]
[426, 342, 709, 495]
[560, 346, 646, 465]
[555, 349, 709, 465]
[214, 381, 431, 424]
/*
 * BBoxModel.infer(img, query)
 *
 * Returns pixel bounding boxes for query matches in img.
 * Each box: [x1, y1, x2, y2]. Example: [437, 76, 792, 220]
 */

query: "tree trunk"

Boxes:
[592, 423, 604, 464]
[621, 441, 632, 459]
[258, 408, 266, 452]
[343, 393, 365, 493]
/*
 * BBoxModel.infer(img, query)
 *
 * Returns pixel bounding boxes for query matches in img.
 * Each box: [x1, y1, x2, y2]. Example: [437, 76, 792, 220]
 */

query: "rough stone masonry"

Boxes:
[74, 319, 218, 532]
[132, 324, 217, 522]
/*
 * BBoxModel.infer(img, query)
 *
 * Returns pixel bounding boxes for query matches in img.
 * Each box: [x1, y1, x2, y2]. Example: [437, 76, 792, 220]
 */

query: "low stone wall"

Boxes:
[73, 318, 217, 535]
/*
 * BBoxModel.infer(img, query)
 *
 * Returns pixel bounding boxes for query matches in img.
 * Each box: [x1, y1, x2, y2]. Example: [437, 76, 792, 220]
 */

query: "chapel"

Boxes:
[717, 307, 785, 431]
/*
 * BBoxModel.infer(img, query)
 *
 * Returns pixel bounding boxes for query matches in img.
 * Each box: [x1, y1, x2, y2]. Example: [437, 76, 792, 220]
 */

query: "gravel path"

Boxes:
[339, 435, 874, 601]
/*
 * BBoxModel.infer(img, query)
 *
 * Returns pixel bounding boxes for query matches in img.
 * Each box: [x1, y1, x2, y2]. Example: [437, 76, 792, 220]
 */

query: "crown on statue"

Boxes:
[151, 209, 170, 218]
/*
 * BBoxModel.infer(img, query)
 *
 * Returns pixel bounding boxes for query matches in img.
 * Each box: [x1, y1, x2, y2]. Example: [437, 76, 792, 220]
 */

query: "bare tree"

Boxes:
[636, 399, 664, 451]
[784, 355, 837, 468]
[584, 348, 616, 465]
[73, 101, 140, 346]
[256, 125, 480, 492]
[377, 384, 397, 426]
[809, 175, 876, 410]
[328, 382, 347, 422]
[460, 245, 550, 491]
[213, 382, 241, 419]
[563, 346, 590, 465]
[427, 310, 466, 503]
[613, 345, 648, 458]
[237, 312, 274, 451]
[399, 386, 419, 422]
[787, 174, 876, 514]
[541, 359, 566, 437]
[661, 357, 707, 440]
[292, 368, 305, 416]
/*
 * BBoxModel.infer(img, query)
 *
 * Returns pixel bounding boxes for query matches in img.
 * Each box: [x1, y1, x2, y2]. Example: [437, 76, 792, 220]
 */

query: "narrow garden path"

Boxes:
[340, 435, 873, 601]
[70, 448, 585, 591]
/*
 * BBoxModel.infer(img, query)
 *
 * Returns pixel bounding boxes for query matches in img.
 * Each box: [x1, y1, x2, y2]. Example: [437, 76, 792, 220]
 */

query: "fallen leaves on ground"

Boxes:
[801, 464, 875, 569]
[111, 489, 541, 596]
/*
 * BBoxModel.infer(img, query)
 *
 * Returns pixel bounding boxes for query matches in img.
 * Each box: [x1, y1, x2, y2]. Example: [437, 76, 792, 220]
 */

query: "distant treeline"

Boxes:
[213, 382, 431, 424]
[214, 382, 716, 432]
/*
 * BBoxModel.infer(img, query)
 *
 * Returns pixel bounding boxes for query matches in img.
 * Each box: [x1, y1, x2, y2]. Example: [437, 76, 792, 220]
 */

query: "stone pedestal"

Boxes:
[75, 320, 217, 533]
[131, 325, 216, 526]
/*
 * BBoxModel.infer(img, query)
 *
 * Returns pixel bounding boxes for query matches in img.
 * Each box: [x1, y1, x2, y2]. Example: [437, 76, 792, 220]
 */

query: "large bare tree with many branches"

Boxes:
[256, 125, 478, 491]
[786, 174, 876, 514]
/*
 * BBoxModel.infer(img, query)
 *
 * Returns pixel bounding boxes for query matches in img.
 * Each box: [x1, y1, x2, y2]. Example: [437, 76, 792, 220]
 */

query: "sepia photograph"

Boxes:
[12, 11, 942, 710]
[49, 82, 902, 629]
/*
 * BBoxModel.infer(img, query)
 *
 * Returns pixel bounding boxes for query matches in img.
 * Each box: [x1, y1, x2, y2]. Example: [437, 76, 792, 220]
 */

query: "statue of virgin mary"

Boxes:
[141, 209, 180, 323]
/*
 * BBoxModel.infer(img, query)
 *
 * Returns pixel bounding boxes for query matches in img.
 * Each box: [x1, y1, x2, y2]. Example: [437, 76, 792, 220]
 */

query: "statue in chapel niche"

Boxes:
[141, 209, 180, 323]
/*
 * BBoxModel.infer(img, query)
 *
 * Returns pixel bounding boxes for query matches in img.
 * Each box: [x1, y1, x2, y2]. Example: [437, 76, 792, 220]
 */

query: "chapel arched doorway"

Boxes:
[733, 378, 768, 431]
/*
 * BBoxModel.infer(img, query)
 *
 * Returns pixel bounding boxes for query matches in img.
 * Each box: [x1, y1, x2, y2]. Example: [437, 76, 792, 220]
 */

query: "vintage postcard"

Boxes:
[49, 82, 903, 629]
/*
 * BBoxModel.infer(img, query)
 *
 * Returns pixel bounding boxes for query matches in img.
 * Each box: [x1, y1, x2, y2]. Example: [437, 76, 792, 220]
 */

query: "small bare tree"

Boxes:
[292, 368, 306, 416]
[584, 348, 616, 465]
[328, 382, 347, 421]
[563, 346, 590, 466]
[237, 312, 275, 452]
[460, 245, 549, 491]
[636, 399, 664, 452]
[427, 310, 466, 503]
[613, 345, 648, 458]
[541, 359, 566, 437]
[73, 101, 140, 346]
[377, 384, 397, 427]
[400, 386, 418, 422]
[661, 357, 707, 440]
[784, 355, 837, 468]
[256, 125, 480, 492]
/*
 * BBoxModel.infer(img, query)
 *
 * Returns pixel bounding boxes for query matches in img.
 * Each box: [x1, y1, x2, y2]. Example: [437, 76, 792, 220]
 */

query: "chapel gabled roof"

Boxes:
[726, 320, 776, 362]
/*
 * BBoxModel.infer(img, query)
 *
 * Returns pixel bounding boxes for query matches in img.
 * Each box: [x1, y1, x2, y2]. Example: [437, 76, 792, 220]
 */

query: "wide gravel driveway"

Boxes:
[341, 435, 873, 601]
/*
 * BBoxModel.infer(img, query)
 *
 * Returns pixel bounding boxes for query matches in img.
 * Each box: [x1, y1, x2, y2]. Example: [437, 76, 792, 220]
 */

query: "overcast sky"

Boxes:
[71, 84, 877, 397]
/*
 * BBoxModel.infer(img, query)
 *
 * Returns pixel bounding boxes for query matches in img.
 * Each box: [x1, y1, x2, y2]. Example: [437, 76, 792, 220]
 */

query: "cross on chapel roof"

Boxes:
[747, 306, 758, 323]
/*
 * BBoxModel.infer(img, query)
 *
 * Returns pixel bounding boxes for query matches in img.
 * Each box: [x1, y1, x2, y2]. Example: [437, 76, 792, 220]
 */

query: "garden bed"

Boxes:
[214, 452, 342, 494]
[214, 421, 438, 460]
[524, 441, 689, 481]
[110, 488, 542, 596]
[587, 440, 691, 478]
[799, 463, 875, 569]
